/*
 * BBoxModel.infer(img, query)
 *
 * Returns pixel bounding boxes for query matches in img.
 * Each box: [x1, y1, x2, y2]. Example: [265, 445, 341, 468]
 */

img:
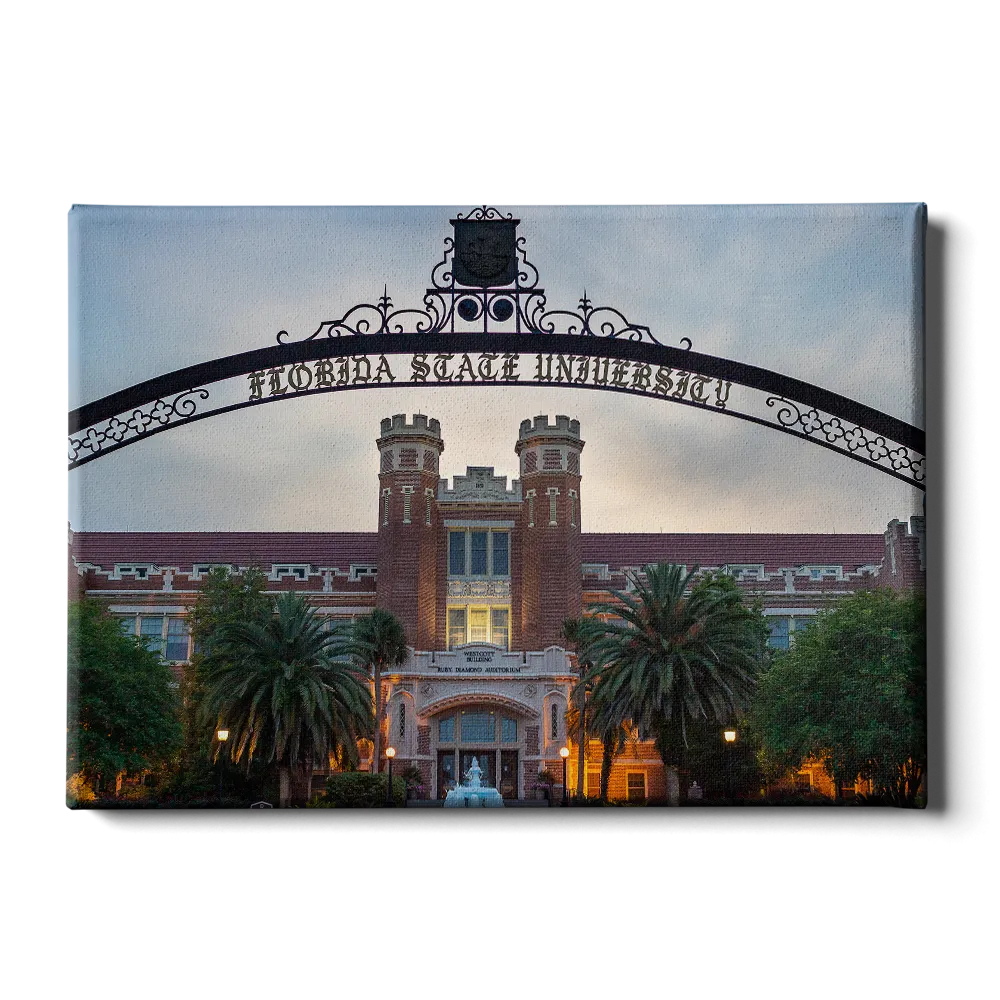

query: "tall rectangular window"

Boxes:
[470, 531, 488, 575]
[500, 717, 517, 743]
[492, 532, 509, 576]
[626, 773, 646, 802]
[491, 608, 510, 650]
[468, 608, 490, 643]
[449, 532, 466, 576]
[117, 616, 136, 637]
[165, 618, 190, 661]
[140, 616, 165, 657]
[767, 618, 790, 650]
[447, 607, 467, 649]
[398, 702, 406, 740]
[439, 716, 455, 742]
[402, 487, 413, 523]
[425, 488, 433, 526]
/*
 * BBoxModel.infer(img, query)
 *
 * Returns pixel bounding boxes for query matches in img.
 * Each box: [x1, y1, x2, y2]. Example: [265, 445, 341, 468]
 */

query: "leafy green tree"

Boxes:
[200, 591, 373, 806]
[575, 564, 768, 781]
[67, 600, 181, 801]
[749, 588, 926, 806]
[175, 566, 272, 801]
[335, 608, 408, 775]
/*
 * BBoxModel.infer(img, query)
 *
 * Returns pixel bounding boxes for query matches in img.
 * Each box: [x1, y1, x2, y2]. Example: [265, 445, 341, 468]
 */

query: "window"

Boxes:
[551, 703, 559, 740]
[468, 608, 490, 643]
[626, 773, 646, 802]
[272, 565, 308, 581]
[402, 486, 414, 523]
[490, 608, 510, 651]
[470, 531, 488, 575]
[794, 772, 812, 791]
[792, 617, 813, 638]
[447, 604, 510, 647]
[439, 716, 455, 742]
[586, 769, 601, 798]
[461, 711, 495, 743]
[805, 565, 842, 581]
[134, 616, 192, 661]
[569, 489, 577, 527]
[398, 701, 406, 741]
[547, 488, 559, 525]
[526, 490, 535, 527]
[425, 488, 434, 526]
[767, 617, 790, 650]
[382, 488, 391, 526]
[115, 565, 151, 580]
[165, 618, 190, 661]
[447, 608, 467, 650]
[492, 532, 509, 576]
[447, 530, 510, 577]
[501, 717, 517, 743]
[139, 616, 165, 656]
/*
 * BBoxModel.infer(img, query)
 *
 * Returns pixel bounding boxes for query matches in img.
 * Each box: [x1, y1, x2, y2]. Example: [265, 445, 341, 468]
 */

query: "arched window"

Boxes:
[551, 703, 559, 741]
[398, 701, 406, 741]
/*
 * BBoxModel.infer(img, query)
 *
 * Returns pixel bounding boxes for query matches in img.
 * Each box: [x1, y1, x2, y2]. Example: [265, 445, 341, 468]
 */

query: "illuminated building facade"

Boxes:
[70, 413, 925, 802]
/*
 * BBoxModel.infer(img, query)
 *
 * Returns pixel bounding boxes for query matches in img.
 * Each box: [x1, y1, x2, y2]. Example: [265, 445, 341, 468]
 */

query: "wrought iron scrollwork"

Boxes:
[276, 207, 685, 349]
[68, 388, 210, 465]
[765, 396, 924, 484]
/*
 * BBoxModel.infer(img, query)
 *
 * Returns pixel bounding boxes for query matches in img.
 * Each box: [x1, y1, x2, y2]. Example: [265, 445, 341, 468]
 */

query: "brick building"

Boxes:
[70, 413, 926, 803]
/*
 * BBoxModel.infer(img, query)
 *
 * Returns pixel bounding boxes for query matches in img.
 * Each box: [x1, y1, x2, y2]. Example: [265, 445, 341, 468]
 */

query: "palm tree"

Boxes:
[336, 608, 408, 776]
[576, 564, 766, 773]
[200, 591, 373, 806]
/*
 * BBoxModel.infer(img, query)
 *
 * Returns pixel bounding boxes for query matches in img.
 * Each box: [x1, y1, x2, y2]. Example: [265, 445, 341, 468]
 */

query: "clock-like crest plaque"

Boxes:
[451, 210, 519, 288]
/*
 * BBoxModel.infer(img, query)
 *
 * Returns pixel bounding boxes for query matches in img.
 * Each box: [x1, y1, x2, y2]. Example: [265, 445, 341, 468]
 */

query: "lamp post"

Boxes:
[385, 746, 396, 807]
[216, 727, 229, 805]
[723, 728, 736, 800]
[559, 746, 570, 807]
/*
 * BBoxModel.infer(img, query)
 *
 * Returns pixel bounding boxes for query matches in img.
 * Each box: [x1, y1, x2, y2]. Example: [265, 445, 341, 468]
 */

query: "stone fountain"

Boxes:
[443, 757, 504, 808]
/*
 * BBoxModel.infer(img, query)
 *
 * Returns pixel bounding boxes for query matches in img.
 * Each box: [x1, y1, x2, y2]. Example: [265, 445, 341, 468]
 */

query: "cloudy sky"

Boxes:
[68, 204, 924, 534]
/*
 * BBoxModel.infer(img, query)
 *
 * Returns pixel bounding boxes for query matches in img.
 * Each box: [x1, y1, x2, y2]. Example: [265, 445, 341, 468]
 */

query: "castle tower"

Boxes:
[376, 414, 444, 648]
[515, 415, 584, 649]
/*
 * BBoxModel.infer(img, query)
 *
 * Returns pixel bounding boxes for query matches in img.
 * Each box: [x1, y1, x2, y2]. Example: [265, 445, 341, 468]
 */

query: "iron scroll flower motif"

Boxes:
[276, 207, 689, 349]
[765, 396, 924, 483]
[68, 388, 210, 465]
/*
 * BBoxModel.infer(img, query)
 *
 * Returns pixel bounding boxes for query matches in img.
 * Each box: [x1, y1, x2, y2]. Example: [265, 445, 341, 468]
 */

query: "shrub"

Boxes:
[320, 772, 406, 808]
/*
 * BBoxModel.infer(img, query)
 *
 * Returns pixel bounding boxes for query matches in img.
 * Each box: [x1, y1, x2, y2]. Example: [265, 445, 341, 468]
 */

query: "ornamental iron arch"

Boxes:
[68, 207, 924, 489]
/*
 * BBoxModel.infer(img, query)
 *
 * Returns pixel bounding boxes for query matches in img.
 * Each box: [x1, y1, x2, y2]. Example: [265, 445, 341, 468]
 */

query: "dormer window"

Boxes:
[271, 564, 309, 581]
[191, 563, 232, 579]
[726, 564, 765, 582]
[803, 565, 842, 581]
[114, 564, 153, 580]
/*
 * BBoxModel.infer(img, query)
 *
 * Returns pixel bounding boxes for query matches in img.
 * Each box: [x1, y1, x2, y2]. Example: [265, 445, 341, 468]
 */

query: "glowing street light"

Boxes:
[385, 746, 396, 807]
[723, 728, 737, 800]
[216, 727, 229, 805]
[559, 746, 570, 807]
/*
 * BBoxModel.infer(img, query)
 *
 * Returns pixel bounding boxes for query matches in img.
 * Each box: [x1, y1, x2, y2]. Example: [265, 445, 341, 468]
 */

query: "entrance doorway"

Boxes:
[500, 750, 519, 799]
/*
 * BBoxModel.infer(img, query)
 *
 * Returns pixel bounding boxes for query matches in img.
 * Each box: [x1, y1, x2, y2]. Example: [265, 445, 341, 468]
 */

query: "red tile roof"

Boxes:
[72, 532, 378, 569]
[581, 533, 884, 571]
